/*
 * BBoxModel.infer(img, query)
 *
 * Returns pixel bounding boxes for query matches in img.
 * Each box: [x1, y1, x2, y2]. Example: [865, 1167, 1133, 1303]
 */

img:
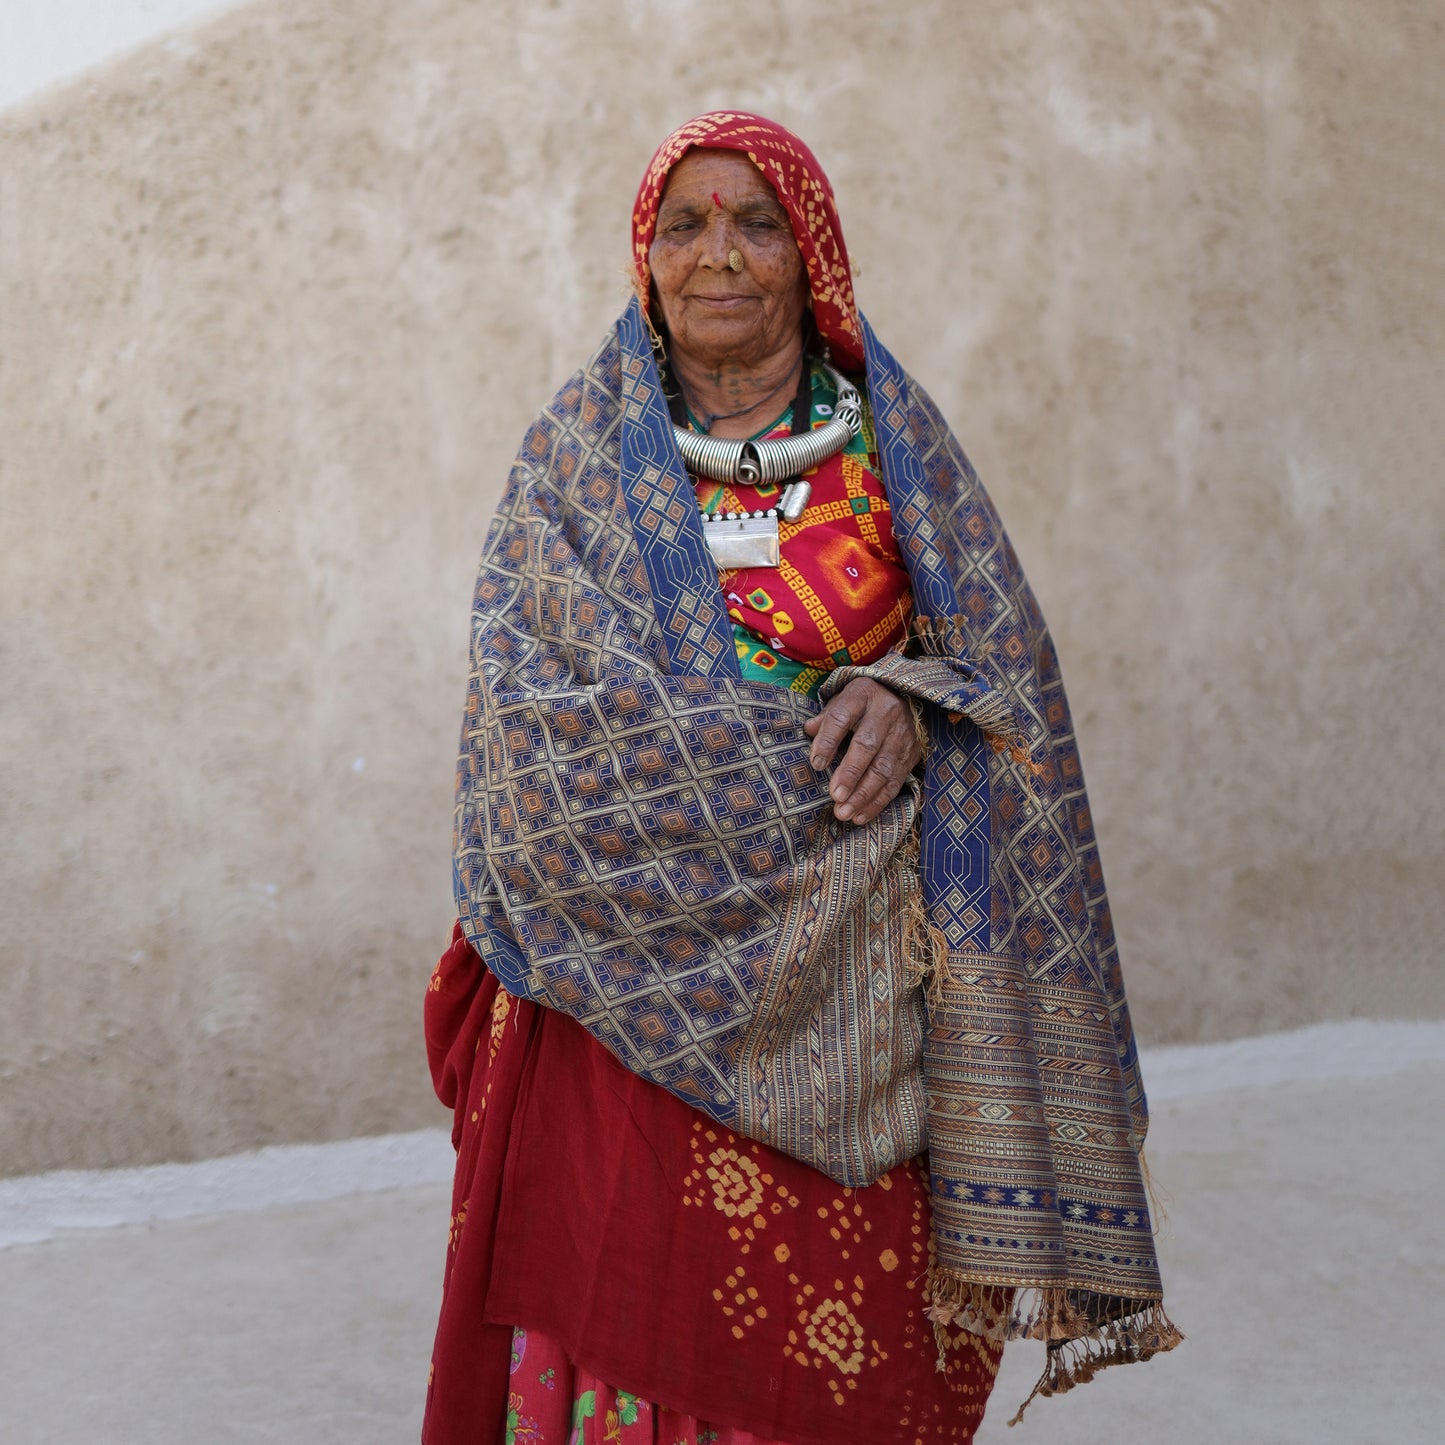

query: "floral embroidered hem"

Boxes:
[504, 1324, 784, 1445]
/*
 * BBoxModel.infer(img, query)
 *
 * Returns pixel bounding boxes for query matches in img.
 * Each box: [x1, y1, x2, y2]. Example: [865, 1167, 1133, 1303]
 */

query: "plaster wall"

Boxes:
[2, 0, 1441, 1176]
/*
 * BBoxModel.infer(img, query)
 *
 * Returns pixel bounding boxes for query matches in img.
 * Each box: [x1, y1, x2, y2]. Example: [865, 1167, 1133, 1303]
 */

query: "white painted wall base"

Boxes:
[1142, 1017, 1445, 1099]
[4, 1018, 1440, 1251]
[0, 1128, 455, 1248]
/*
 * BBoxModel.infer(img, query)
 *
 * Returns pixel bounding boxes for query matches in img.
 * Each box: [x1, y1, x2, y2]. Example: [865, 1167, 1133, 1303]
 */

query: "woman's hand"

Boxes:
[803, 678, 921, 825]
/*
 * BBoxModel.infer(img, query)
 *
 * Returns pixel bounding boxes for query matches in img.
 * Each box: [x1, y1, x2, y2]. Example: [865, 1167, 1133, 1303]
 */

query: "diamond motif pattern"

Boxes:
[453, 302, 1164, 1314]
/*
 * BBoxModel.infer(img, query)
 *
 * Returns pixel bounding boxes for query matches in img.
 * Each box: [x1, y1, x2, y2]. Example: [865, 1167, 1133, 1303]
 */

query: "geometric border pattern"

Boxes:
[454, 305, 1164, 1311]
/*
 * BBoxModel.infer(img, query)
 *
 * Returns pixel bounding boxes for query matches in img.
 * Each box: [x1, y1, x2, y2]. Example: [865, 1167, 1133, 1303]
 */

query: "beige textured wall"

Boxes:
[2, 0, 1441, 1177]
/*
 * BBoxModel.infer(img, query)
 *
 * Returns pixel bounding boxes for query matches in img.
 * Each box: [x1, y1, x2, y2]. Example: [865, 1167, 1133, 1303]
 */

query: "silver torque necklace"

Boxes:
[677, 363, 864, 569]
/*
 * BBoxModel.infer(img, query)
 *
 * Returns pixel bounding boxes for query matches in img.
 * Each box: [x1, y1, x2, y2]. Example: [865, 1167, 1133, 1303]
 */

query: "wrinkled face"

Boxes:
[648, 149, 809, 371]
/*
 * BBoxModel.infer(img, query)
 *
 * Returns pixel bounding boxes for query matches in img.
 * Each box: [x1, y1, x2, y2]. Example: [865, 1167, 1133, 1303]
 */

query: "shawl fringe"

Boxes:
[1139, 1142, 1171, 1234]
[909, 614, 1043, 777]
[895, 825, 960, 1007]
[925, 1272, 1183, 1424]
[1006, 1299, 1184, 1426]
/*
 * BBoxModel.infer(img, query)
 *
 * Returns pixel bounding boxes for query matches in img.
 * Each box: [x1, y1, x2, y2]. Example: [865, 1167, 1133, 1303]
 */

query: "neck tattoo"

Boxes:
[680, 365, 799, 432]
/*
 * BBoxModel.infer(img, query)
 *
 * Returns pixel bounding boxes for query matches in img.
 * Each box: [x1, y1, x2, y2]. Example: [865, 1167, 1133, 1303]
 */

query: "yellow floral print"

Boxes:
[488, 988, 512, 1064]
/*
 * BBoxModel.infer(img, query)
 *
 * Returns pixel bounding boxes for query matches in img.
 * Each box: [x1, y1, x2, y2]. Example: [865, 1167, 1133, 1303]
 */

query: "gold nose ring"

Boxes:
[727, 248, 744, 273]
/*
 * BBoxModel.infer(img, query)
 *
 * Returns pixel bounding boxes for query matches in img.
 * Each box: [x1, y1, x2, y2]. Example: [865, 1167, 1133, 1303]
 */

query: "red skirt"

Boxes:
[422, 924, 1000, 1445]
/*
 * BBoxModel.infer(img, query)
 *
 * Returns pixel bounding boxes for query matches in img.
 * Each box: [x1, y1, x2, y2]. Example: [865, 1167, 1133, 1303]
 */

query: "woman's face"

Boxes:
[649, 149, 809, 372]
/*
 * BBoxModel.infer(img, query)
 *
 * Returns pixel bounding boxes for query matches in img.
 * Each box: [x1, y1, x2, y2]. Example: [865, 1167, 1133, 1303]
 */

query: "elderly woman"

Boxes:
[423, 113, 1178, 1445]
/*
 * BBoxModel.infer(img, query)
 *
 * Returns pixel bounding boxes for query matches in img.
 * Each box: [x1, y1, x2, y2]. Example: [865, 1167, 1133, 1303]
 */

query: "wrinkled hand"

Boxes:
[803, 677, 921, 825]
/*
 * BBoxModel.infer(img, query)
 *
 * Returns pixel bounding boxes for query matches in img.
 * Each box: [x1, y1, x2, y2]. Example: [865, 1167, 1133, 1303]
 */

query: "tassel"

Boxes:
[924, 927, 956, 1008]
[1139, 1142, 1171, 1234]
[924, 1267, 1183, 1425]
[896, 830, 933, 993]
[924, 1271, 1014, 1344]
[907, 614, 1040, 780]
[1004, 1298, 1184, 1426]
[905, 694, 930, 759]
[984, 727, 1045, 776]
[896, 833, 970, 1010]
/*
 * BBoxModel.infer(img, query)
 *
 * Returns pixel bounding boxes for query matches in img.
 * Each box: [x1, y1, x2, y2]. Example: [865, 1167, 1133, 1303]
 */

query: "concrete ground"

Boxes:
[2, 1022, 1442, 1445]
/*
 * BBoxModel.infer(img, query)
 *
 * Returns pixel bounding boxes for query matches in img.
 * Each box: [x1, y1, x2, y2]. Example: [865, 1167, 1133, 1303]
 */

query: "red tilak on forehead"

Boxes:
[712, 191, 722, 207]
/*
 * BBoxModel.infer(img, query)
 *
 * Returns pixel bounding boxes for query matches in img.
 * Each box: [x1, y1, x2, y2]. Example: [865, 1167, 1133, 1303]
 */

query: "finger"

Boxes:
[828, 685, 906, 800]
[829, 716, 887, 804]
[838, 709, 921, 822]
[834, 720, 916, 821]
[808, 688, 868, 770]
[847, 745, 920, 823]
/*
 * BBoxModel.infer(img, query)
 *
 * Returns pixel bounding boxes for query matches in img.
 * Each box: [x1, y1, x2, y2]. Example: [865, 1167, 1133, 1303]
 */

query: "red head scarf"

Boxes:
[631, 111, 865, 372]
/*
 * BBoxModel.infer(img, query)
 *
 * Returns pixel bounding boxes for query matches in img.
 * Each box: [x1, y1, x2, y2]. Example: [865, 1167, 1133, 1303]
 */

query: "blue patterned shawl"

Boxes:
[454, 299, 1180, 1408]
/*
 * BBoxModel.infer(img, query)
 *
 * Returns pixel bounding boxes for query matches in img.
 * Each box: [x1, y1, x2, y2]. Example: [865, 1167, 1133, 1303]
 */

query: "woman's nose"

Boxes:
[697, 214, 735, 268]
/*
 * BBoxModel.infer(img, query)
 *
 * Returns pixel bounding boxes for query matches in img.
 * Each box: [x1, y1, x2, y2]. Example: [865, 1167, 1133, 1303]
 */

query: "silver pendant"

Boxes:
[701, 513, 780, 568]
[696, 483, 810, 569]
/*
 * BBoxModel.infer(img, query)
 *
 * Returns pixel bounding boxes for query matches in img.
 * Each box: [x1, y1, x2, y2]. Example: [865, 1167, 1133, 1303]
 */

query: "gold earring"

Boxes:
[727, 248, 744, 273]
